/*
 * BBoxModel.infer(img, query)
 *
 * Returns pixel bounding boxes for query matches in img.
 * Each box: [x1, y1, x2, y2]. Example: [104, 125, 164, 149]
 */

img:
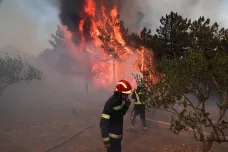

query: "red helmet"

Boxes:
[115, 80, 132, 94]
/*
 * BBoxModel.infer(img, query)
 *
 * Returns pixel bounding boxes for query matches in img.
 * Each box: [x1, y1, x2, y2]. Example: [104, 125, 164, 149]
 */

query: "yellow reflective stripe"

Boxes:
[109, 133, 122, 139]
[101, 114, 110, 119]
[122, 89, 132, 94]
[113, 105, 121, 110]
[117, 82, 127, 88]
[113, 100, 126, 110]
[135, 91, 144, 104]
[103, 137, 110, 142]
[135, 102, 143, 104]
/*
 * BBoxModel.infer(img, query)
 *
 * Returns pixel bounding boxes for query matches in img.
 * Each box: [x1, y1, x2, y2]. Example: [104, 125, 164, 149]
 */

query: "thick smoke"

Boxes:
[58, 0, 123, 32]
[58, 0, 224, 34]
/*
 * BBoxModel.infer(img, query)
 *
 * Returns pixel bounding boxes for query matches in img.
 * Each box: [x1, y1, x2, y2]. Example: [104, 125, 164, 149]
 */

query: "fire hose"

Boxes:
[43, 124, 94, 152]
[42, 113, 131, 152]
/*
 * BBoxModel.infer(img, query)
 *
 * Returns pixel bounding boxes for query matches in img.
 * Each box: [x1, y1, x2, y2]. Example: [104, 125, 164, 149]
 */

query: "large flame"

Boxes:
[62, 0, 156, 89]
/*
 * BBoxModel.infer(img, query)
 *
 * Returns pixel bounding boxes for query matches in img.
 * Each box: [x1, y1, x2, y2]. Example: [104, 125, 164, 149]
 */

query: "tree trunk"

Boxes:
[202, 141, 213, 152]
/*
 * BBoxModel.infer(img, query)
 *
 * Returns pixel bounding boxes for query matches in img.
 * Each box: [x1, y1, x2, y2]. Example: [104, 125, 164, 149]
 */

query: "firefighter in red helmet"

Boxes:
[99, 80, 132, 152]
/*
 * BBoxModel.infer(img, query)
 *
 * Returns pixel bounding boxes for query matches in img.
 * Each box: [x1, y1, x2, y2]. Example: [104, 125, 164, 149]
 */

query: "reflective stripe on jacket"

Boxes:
[99, 92, 130, 144]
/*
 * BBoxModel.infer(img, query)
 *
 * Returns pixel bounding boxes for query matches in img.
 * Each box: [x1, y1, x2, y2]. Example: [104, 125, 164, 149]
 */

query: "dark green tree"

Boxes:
[137, 50, 228, 152]
[189, 16, 219, 60]
[129, 28, 160, 56]
[216, 27, 228, 55]
[135, 12, 228, 152]
[153, 11, 191, 59]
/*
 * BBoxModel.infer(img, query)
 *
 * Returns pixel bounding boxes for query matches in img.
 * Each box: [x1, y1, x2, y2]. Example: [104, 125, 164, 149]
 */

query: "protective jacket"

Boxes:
[131, 87, 146, 112]
[99, 92, 131, 145]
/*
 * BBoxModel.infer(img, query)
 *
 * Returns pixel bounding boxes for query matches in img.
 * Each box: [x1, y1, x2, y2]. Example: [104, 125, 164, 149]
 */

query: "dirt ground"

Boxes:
[51, 116, 228, 152]
[0, 99, 228, 152]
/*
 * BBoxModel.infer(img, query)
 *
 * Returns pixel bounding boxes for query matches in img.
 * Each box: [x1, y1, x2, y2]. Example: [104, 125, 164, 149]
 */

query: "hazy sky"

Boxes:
[0, 0, 228, 56]
[0, 0, 59, 56]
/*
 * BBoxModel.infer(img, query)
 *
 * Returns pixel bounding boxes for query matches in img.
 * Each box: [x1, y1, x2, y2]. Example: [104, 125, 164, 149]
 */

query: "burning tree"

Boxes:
[0, 55, 43, 95]
[137, 12, 228, 152]
[56, 0, 156, 88]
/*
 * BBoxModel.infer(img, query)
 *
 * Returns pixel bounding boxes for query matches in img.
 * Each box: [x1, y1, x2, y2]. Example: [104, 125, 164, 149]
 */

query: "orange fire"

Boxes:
[62, 0, 156, 89]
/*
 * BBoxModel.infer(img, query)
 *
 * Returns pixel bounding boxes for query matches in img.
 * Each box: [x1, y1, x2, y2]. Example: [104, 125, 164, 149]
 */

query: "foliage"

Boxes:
[0, 55, 43, 95]
[135, 11, 228, 152]
[139, 50, 228, 152]
[189, 16, 220, 60]
[153, 11, 191, 59]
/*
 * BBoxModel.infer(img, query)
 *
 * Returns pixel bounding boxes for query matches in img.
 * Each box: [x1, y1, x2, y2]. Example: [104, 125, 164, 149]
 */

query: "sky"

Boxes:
[0, 0, 59, 56]
[0, 0, 228, 56]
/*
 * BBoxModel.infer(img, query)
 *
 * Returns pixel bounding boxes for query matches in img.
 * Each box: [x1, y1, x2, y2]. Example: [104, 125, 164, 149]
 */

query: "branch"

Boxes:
[207, 93, 228, 143]
[0, 79, 19, 96]
[182, 93, 195, 108]
[204, 115, 220, 141]
[182, 88, 221, 141]
[217, 128, 228, 142]
[170, 105, 206, 141]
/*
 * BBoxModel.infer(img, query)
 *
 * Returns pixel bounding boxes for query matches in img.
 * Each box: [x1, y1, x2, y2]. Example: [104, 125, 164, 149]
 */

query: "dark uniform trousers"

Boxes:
[107, 138, 122, 152]
[131, 107, 147, 127]
[131, 88, 147, 128]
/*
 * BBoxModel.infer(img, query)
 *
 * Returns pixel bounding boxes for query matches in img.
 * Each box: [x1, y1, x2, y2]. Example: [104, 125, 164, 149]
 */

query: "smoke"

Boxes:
[0, 0, 59, 56]
[1, 0, 224, 103]
[0, 0, 3, 7]
[0, 1, 110, 112]
[58, 0, 225, 34]
[0, 2, 225, 151]
[133, 0, 224, 32]
[55, 0, 227, 91]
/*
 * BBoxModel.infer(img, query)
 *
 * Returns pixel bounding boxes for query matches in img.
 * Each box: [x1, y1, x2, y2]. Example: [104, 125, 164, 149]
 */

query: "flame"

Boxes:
[62, 0, 156, 89]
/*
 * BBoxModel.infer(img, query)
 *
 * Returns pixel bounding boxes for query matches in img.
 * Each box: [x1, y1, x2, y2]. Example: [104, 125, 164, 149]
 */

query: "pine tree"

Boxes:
[189, 16, 219, 59]
[153, 11, 191, 59]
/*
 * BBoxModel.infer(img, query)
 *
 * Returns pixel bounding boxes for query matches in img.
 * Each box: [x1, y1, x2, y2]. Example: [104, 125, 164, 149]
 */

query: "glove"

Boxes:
[104, 143, 110, 149]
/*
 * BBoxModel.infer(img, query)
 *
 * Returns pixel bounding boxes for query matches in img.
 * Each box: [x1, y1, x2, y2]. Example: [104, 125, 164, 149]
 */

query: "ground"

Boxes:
[0, 97, 228, 152]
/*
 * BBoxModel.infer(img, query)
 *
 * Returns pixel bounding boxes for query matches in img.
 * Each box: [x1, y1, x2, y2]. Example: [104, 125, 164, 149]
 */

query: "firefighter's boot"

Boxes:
[143, 127, 148, 133]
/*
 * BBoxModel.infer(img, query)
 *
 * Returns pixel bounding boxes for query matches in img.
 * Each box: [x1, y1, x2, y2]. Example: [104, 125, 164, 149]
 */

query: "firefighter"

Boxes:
[99, 79, 132, 152]
[130, 80, 148, 132]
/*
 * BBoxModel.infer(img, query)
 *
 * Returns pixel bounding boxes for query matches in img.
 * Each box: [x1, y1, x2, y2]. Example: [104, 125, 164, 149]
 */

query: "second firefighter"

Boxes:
[130, 82, 148, 132]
